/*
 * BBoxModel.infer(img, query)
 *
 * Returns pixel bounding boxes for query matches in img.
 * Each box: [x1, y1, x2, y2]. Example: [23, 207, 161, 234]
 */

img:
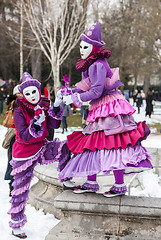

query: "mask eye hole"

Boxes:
[32, 90, 36, 94]
[80, 45, 82, 49]
[84, 46, 88, 49]
[25, 93, 30, 96]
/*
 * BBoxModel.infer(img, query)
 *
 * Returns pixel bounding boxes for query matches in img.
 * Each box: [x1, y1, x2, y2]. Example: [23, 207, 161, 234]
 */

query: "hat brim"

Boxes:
[81, 34, 105, 48]
[18, 79, 41, 93]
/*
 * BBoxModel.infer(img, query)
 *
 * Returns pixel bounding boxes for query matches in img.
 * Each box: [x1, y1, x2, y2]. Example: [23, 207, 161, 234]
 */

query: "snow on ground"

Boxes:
[0, 99, 161, 239]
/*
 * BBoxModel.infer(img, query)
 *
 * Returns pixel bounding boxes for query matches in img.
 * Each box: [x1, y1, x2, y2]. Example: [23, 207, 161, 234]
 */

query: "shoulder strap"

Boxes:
[10, 100, 15, 110]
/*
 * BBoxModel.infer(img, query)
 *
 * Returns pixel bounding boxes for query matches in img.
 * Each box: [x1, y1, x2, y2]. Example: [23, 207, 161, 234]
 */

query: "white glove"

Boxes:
[63, 95, 73, 105]
[34, 110, 46, 125]
[54, 90, 63, 107]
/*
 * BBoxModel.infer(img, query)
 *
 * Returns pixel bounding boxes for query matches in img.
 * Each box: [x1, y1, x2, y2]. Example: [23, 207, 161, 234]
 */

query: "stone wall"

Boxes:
[46, 191, 161, 240]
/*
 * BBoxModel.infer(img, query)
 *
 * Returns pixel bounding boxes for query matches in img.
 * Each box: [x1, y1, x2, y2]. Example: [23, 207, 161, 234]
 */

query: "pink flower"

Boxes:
[61, 75, 71, 95]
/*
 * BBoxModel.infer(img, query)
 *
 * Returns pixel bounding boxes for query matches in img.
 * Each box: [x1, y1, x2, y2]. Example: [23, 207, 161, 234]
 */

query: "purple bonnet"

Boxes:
[81, 22, 105, 48]
[18, 72, 41, 94]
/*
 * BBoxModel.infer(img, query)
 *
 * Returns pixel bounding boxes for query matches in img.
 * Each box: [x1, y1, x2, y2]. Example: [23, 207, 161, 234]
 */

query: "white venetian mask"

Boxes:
[80, 41, 93, 59]
[23, 86, 40, 104]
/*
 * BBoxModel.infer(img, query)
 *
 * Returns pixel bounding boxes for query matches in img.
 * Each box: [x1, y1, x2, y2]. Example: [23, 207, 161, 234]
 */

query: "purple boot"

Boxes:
[73, 180, 100, 194]
[104, 183, 127, 197]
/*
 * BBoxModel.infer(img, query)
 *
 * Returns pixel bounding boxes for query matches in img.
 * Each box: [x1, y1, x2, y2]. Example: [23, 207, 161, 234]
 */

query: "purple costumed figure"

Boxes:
[60, 23, 153, 196]
[8, 72, 69, 238]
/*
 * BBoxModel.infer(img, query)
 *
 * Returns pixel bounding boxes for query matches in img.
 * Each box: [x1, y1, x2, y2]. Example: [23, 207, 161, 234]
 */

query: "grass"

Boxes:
[148, 123, 161, 133]
[66, 110, 82, 127]
[0, 103, 8, 125]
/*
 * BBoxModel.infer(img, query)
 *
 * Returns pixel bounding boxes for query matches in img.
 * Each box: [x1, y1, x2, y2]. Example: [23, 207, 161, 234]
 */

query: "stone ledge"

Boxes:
[54, 190, 161, 217]
[33, 164, 62, 186]
[45, 191, 161, 240]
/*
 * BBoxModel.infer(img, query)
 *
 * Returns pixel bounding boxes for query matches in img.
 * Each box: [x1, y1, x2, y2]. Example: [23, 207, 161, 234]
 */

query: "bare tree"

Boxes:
[20, 1, 24, 79]
[16, 0, 89, 91]
[92, 0, 161, 91]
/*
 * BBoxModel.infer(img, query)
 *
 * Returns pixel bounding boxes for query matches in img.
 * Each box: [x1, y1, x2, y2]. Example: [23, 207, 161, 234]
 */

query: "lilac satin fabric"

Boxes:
[72, 93, 82, 108]
[83, 114, 137, 136]
[59, 143, 152, 181]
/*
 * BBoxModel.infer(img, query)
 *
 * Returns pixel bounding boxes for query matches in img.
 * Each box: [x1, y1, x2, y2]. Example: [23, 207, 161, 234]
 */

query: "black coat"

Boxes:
[145, 94, 153, 115]
[136, 94, 142, 107]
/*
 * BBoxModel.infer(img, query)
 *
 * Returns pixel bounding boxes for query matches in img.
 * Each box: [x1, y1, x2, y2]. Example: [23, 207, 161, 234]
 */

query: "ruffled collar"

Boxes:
[16, 97, 50, 114]
[76, 49, 111, 72]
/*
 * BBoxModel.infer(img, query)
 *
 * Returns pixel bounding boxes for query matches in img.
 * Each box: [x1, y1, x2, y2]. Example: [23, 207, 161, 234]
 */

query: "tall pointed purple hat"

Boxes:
[81, 22, 105, 48]
[18, 72, 41, 93]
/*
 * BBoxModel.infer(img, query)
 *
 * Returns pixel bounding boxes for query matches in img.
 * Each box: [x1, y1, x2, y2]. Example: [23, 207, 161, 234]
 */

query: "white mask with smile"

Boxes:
[80, 41, 93, 59]
[23, 86, 40, 104]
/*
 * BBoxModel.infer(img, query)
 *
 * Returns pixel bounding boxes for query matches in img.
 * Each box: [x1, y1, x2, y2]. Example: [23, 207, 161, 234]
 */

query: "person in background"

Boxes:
[44, 83, 51, 100]
[81, 101, 90, 129]
[124, 89, 130, 102]
[132, 89, 137, 106]
[141, 90, 145, 100]
[72, 102, 77, 114]
[145, 89, 153, 118]
[141, 89, 146, 107]
[50, 86, 56, 106]
[8, 79, 14, 96]
[0, 76, 8, 115]
[3, 85, 22, 196]
[61, 102, 72, 134]
[135, 90, 143, 114]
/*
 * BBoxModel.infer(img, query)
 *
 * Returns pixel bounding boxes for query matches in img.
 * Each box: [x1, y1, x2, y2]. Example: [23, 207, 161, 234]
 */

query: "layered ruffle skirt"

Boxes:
[59, 92, 153, 181]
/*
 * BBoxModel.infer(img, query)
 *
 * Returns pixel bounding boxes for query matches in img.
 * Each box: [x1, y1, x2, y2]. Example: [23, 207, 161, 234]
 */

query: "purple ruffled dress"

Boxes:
[59, 59, 153, 181]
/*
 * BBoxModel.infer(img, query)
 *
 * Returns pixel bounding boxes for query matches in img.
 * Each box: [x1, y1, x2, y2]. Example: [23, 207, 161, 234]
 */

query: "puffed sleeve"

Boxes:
[47, 106, 63, 129]
[78, 62, 107, 102]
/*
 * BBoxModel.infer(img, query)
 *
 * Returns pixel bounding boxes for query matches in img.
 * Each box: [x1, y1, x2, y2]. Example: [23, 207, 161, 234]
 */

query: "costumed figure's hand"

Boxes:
[63, 93, 83, 108]
[35, 110, 46, 124]
[33, 108, 46, 130]
[29, 109, 45, 137]
[63, 95, 73, 105]
[54, 90, 63, 107]
[33, 119, 41, 132]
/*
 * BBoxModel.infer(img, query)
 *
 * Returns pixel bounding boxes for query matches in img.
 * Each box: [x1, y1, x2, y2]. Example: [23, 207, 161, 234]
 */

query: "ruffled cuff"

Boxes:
[29, 119, 44, 138]
[72, 92, 82, 108]
[48, 105, 63, 120]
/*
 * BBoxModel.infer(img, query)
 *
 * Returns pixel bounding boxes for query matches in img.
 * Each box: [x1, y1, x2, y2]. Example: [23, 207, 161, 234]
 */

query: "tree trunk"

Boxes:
[143, 76, 150, 95]
[52, 61, 60, 94]
[30, 49, 42, 80]
[20, 2, 23, 80]
[134, 75, 137, 91]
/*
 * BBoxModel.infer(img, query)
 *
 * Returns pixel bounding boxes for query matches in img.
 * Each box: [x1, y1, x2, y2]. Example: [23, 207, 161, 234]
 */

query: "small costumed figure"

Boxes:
[8, 72, 70, 238]
[60, 22, 153, 196]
